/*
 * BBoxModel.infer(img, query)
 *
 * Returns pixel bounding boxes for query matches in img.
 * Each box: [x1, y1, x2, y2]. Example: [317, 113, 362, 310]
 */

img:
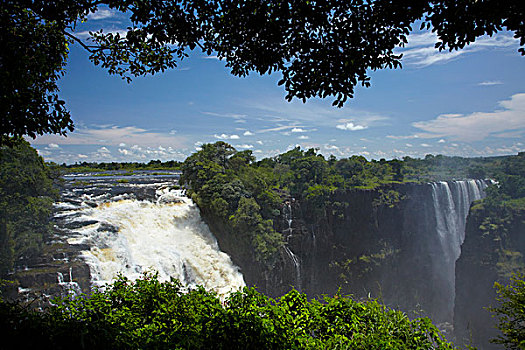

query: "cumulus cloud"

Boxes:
[48, 143, 59, 148]
[298, 135, 309, 140]
[214, 133, 240, 140]
[412, 93, 525, 141]
[243, 131, 254, 136]
[291, 127, 306, 133]
[336, 122, 368, 131]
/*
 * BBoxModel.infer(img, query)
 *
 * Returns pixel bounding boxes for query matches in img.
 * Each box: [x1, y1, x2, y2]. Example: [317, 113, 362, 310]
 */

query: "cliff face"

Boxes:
[283, 183, 455, 323]
[204, 181, 483, 326]
[454, 204, 525, 350]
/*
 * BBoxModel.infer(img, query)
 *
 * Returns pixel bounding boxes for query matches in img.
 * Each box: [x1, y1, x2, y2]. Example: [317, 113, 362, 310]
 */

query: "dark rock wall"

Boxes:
[454, 206, 525, 350]
[202, 183, 456, 324]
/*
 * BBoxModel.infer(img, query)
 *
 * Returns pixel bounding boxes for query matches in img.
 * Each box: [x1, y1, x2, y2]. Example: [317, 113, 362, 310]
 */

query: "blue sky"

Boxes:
[32, 8, 525, 164]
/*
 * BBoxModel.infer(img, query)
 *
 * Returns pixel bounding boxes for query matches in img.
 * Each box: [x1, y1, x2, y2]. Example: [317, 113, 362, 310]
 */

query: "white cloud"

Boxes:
[258, 125, 303, 133]
[236, 144, 254, 149]
[88, 8, 118, 20]
[478, 81, 504, 86]
[214, 133, 240, 140]
[298, 135, 309, 140]
[387, 135, 420, 140]
[119, 143, 126, 147]
[400, 32, 519, 67]
[336, 122, 368, 131]
[37, 150, 51, 156]
[48, 143, 59, 148]
[98, 147, 110, 153]
[291, 127, 306, 133]
[202, 111, 246, 122]
[402, 46, 466, 67]
[243, 131, 254, 136]
[438, 139, 446, 143]
[412, 93, 525, 141]
[33, 125, 187, 148]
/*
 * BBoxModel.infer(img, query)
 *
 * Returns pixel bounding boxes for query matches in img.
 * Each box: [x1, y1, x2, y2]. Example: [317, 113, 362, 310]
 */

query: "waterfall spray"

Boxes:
[56, 184, 245, 297]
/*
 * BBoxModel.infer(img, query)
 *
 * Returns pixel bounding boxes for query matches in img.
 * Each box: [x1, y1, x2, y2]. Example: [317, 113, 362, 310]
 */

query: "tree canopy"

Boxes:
[1, 273, 456, 349]
[2, 0, 524, 141]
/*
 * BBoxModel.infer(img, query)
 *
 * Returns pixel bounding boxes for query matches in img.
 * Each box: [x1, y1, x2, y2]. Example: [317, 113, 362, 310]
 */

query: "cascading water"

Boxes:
[57, 267, 82, 298]
[429, 179, 489, 321]
[54, 173, 245, 297]
[284, 201, 301, 291]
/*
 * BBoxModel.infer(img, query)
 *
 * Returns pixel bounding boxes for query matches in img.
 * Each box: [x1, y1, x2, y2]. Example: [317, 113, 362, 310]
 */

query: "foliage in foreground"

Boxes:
[490, 274, 525, 349]
[1, 274, 455, 350]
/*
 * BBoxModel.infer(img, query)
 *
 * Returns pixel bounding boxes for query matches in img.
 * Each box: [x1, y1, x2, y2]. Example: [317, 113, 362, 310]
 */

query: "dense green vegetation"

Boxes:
[491, 274, 525, 349]
[0, 139, 59, 276]
[1, 273, 455, 349]
[57, 159, 182, 173]
[180, 142, 506, 268]
[469, 153, 525, 280]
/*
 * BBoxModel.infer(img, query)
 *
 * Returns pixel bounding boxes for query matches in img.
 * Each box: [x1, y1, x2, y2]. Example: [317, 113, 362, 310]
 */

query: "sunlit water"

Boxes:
[54, 173, 245, 296]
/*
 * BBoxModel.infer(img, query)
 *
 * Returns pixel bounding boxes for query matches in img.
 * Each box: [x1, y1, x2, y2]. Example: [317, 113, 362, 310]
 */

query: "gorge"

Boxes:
[5, 173, 500, 348]
[3, 143, 524, 349]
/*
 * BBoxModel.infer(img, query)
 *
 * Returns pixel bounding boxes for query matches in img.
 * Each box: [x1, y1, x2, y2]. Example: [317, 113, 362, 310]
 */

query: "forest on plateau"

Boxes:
[180, 142, 522, 269]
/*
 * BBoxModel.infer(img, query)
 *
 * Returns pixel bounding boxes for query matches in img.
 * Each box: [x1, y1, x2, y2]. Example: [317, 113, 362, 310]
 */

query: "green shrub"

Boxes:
[1, 273, 456, 349]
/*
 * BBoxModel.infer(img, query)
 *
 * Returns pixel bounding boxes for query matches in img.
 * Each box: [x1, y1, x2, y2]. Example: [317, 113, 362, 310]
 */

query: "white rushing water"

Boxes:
[430, 180, 489, 264]
[284, 201, 301, 291]
[429, 179, 489, 321]
[57, 184, 245, 296]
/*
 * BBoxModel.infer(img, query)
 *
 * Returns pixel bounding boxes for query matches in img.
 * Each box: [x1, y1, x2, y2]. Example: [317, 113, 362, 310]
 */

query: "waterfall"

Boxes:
[56, 183, 245, 297]
[429, 179, 489, 321]
[430, 180, 488, 264]
[284, 246, 302, 291]
[285, 202, 293, 235]
[284, 201, 301, 291]
[57, 267, 82, 298]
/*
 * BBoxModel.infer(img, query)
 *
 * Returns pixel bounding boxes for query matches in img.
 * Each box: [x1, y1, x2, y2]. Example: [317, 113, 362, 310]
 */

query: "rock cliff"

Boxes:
[454, 203, 525, 349]
[202, 181, 489, 328]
